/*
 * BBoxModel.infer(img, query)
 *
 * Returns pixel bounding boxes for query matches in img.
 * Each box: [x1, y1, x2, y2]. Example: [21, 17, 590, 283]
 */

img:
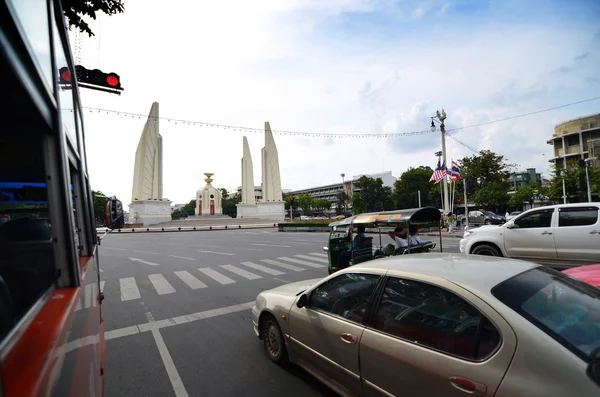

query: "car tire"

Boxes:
[472, 244, 502, 257]
[262, 314, 288, 365]
[484, 219, 491, 225]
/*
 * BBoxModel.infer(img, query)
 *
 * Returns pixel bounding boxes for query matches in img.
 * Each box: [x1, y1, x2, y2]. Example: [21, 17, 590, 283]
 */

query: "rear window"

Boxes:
[492, 267, 600, 361]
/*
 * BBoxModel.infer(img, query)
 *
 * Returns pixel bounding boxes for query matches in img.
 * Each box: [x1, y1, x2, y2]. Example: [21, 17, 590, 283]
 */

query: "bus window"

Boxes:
[0, 108, 57, 343]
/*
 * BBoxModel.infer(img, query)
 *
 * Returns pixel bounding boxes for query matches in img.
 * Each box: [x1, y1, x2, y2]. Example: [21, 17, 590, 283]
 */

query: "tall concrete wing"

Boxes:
[261, 122, 283, 202]
[241, 136, 255, 205]
[131, 102, 163, 201]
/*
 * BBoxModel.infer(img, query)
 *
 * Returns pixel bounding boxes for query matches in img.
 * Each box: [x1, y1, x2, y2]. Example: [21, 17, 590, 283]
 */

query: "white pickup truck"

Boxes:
[459, 203, 600, 267]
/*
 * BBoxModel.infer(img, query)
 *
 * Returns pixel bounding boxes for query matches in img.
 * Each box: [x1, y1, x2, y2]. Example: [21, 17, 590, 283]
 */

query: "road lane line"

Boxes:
[197, 268, 236, 285]
[146, 311, 189, 397]
[309, 252, 328, 258]
[221, 265, 262, 280]
[103, 247, 126, 251]
[169, 255, 196, 261]
[134, 250, 160, 255]
[294, 254, 329, 264]
[100, 281, 105, 293]
[149, 274, 176, 295]
[197, 250, 235, 256]
[84, 284, 93, 308]
[260, 259, 305, 271]
[105, 325, 141, 340]
[174, 271, 208, 289]
[129, 257, 161, 266]
[249, 243, 292, 248]
[120, 277, 141, 301]
[278, 257, 326, 268]
[240, 261, 285, 276]
[233, 247, 264, 251]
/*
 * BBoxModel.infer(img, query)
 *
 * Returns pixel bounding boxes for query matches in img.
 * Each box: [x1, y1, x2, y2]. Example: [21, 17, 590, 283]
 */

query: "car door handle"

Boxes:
[340, 333, 357, 344]
[590, 230, 599, 235]
[449, 376, 487, 396]
[541, 231, 552, 235]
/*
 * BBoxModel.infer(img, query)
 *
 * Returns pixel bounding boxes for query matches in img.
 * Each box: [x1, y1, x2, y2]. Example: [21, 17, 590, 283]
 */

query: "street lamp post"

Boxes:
[560, 169, 567, 204]
[585, 158, 596, 202]
[431, 109, 450, 213]
[340, 173, 346, 214]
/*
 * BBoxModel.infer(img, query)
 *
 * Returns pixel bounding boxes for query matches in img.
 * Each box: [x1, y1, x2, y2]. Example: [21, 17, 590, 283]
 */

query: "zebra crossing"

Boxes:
[101, 253, 329, 302]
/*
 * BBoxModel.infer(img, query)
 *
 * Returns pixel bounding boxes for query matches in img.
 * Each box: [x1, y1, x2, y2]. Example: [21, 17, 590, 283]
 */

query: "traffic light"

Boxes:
[289, 197, 295, 206]
[58, 65, 123, 91]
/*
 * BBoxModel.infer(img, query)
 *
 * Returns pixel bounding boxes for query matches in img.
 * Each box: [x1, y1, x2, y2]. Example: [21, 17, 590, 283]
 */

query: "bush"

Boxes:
[279, 221, 332, 227]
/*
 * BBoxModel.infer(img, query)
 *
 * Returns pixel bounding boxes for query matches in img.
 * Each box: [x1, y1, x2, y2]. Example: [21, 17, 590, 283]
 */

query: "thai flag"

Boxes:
[429, 160, 447, 183]
[449, 160, 461, 181]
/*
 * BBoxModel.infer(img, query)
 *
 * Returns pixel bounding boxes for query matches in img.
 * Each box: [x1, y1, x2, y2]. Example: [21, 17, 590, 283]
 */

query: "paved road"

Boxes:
[100, 230, 460, 397]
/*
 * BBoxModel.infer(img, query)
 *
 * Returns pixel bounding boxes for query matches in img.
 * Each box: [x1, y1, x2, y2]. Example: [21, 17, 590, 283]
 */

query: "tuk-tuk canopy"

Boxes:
[328, 207, 441, 228]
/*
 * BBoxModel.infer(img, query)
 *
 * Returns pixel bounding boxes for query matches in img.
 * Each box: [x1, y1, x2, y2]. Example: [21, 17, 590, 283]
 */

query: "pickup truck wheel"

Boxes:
[484, 219, 491, 225]
[262, 314, 289, 365]
[472, 244, 501, 256]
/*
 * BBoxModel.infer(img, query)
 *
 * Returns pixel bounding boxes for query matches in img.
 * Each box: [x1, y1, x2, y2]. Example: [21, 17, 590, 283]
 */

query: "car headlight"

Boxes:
[463, 231, 473, 238]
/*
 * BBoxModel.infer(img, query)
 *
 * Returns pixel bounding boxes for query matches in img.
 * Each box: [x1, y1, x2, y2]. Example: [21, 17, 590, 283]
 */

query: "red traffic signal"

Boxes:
[58, 65, 123, 91]
[59, 67, 72, 83]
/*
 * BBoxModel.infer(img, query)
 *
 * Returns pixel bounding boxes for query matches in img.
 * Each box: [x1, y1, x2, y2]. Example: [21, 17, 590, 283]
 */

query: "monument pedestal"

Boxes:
[236, 204, 258, 219]
[128, 200, 172, 226]
[255, 202, 285, 221]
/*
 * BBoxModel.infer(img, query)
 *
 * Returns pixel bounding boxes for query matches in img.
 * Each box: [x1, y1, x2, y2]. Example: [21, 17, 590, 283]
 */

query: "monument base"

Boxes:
[128, 200, 173, 227]
[237, 202, 285, 221]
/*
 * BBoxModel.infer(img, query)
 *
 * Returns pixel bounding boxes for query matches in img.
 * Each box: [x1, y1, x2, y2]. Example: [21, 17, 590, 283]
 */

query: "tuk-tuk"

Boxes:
[323, 206, 443, 274]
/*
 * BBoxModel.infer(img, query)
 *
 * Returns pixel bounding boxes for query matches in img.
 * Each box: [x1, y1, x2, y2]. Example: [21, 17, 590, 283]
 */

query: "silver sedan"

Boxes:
[252, 253, 600, 397]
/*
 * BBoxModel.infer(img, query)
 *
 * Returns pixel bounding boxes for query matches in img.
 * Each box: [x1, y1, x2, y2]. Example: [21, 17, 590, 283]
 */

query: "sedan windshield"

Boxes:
[492, 267, 600, 361]
[482, 211, 496, 217]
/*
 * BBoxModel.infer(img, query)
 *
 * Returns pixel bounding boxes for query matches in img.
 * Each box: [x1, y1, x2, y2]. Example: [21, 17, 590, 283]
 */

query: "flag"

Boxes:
[449, 160, 461, 181]
[429, 160, 447, 183]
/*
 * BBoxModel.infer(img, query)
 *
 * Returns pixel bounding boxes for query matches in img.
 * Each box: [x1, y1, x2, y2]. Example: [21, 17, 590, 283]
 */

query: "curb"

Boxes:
[99, 224, 278, 234]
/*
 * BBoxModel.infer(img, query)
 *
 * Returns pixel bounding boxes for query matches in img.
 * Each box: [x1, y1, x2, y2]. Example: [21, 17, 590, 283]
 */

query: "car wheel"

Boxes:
[484, 219, 491, 225]
[262, 314, 288, 365]
[472, 244, 502, 256]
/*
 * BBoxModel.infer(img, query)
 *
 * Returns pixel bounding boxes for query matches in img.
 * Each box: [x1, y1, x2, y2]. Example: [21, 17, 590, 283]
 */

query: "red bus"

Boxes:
[0, 0, 122, 395]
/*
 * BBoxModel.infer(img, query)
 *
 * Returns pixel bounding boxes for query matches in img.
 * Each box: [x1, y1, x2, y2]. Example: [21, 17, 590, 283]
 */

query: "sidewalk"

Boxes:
[421, 230, 463, 239]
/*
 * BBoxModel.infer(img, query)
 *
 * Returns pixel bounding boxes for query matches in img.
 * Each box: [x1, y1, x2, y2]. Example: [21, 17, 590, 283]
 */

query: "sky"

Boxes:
[72, 0, 600, 205]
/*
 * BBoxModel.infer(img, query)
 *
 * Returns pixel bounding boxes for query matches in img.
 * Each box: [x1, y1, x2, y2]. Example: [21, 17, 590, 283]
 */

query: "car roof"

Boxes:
[523, 203, 600, 211]
[349, 253, 540, 294]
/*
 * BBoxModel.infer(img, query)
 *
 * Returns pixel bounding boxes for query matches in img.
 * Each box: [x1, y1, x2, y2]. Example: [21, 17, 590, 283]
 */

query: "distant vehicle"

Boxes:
[252, 254, 600, 397]
[460, 203, 600, 267]
[459, 210, 505, 226]
[563, 264, 600, 288]
[506, 211, 522, 221]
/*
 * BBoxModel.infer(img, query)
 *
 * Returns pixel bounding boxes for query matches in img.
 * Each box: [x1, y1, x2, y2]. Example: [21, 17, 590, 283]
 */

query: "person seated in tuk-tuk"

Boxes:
[337, 225, 367, 269]
[408, 224, 423, 246]
[387, 226, 408, 249]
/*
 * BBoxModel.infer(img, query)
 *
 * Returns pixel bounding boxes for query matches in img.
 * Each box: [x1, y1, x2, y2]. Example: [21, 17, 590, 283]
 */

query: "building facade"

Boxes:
[547, 114, 600, 168]
[508, 168, 542, 191]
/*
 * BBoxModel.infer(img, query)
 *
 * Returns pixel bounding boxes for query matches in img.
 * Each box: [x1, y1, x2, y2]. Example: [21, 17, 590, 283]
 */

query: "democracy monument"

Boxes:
[194, 173, 224, 216]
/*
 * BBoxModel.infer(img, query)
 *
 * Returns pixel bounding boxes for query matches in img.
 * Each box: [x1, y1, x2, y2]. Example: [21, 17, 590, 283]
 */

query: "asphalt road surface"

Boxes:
[100, 229, 461, 397]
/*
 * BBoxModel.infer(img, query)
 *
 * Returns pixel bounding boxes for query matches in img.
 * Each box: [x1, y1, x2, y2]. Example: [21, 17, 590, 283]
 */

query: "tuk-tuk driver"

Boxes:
[337, 225, 367, 269]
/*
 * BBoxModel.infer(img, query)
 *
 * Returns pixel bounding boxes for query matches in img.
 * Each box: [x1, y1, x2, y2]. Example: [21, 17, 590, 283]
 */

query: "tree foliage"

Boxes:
[62, 0, 125, 37]
[392, 166, 437, 209]
[459, 150, 513, 208]
[336, 191, 350, 215]
[508, 181, 538, 207]
[296, 192, 315, 212]
[353, 176, 393, 213]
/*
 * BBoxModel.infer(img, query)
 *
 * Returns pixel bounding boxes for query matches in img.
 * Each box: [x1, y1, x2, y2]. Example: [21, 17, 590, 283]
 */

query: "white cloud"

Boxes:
[72, 0, 600, 205]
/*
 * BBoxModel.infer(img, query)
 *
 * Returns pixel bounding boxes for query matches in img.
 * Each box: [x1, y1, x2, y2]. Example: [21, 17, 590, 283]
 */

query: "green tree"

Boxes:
[296, 192, 315, 213]
[62, 0, 125, 37]
[459, 150, 513, 209]
[392, 166, 436, 209]
[353, 176, 393, 212]
[335, 191, 350, 215]
[351, 192, 366, 214]
[508, 181, 537, 207]
[313, 198, 331, 212]
[222, 190, 241, 218]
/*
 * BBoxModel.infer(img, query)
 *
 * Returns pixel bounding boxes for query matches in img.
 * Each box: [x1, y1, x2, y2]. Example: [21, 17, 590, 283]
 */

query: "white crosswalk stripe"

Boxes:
[120, 277, 141, 301]
[198, 267, 236, 285]
[221, 265, 262, 280]
[308, 252, 328, 258]
[294, 254, 329, 264]
[174, 271, 208, 289]
[240, 261, 285, 276]
[100, 281, 105, 293]
[149, 274, 176, 295]
[278, 257, 326, 268]
[260, 259, 305, 272]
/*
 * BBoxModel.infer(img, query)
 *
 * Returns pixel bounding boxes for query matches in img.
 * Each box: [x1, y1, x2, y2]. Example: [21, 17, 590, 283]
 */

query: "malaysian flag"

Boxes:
[429, 160, 447, 183]
[449, 160, 461, 181]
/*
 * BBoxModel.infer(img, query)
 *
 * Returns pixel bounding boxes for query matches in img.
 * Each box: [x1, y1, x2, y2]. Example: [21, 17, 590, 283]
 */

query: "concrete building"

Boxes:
[289, 171, 397, 206]
[547, 114, 600, 168]
[508, 168, 542, 191]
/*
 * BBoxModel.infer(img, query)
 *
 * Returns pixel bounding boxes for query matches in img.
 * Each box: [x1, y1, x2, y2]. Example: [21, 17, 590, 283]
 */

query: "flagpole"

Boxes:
[463, 178, 469, 229]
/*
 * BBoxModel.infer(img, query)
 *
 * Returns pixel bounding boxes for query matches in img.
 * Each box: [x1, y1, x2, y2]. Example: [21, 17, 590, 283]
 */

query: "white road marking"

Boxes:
[74, 297, 82, 312]
[84, 284, 93, 308]
[100, 281, 105, 293]
[149, 274, 176, 295]
[134, 250, 160, 255]
[146, 311, 189, 397]
[197, 250, 235, 256]
[197, 268, 236, 285]
[174, 271, 208, 289]
[278, 257, 326, 268]
[221, 265, 262, 280]
[233, 247, 264, 251]
[120, 277, 141, 301]
[294, 254, 329, 264]
[309, 252, 328, 258]
[103, 247, 126, 251]
[260, 259, 305, 272]
[240, 261, 285, 276]
[129, 257, 161, 266]
[169, 255, 196, 261]
[105, 325, 141, 340]
[99, 269, 104, 272]
[249, 243, 291, 248]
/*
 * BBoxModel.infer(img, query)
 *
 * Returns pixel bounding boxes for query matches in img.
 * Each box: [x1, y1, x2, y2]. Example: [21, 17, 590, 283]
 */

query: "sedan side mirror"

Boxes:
[505, 220, 516, 229]
[588, 348, 600, 386]
[322, 246, 329, 253]
[297, 294, 308, 308]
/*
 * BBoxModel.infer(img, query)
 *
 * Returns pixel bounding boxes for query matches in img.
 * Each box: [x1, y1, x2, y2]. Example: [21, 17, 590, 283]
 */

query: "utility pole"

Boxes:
[417, 190, 421, 207]
[340, 173, 346, 214]
[431, 109, 450, 213]
[585, 158, 596, 202]
[561, 169, 567, 204]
